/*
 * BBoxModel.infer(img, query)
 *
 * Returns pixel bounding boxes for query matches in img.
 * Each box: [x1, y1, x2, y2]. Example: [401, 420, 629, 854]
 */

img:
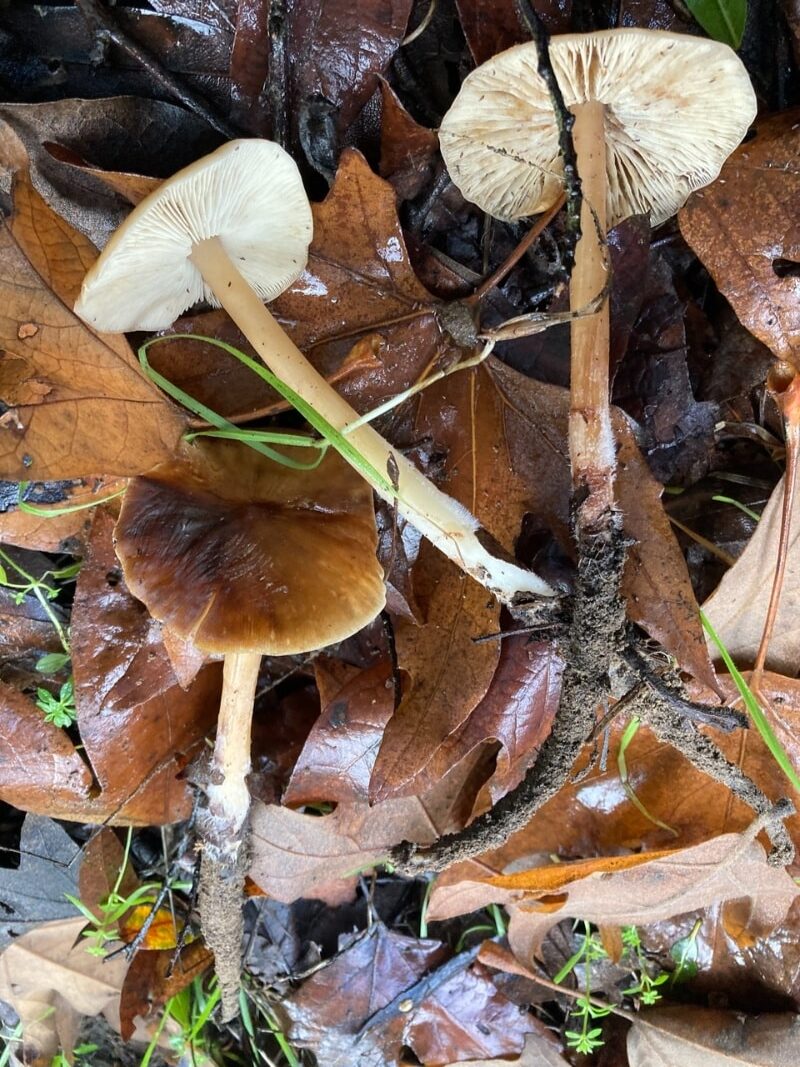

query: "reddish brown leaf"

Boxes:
[70, 510, 222, 824]
[0, 477, 125, 553]
[78, 829, 139, 925]
[378, 79, 438, 201]
[250, 746, 489, 902]
[0, 164, 185, 480]
[119, 941, 213, 1041]
[284, 923, 534, 1066]
[679, 110, 800, 368]
[283, 655, 395, 805]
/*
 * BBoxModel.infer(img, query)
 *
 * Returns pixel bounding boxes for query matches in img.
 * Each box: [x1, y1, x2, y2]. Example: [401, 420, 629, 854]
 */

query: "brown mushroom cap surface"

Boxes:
[439, 29, 757, 227]
[115, 441, 386, 655]
[75, 139, 313, 333]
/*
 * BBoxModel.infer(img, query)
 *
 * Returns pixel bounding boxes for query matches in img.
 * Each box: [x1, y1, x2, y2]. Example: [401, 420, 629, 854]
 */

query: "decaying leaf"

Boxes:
[703, 474, 800, 673]
[679, 110, 800, 367]
[628, 1005, 800, 1066]
[0, 815, 80, 949]
[0, 160, 185, 480]
[283, 922, 535, 1067]
[428, 824, 798, 962]
[0, 477, 125, 553]
[0, 916, 130, 1063]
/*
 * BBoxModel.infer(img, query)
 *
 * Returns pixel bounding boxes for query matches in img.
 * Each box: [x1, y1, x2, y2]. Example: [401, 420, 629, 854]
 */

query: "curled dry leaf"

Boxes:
[0, 153, 185, 481]
[703, 474, 800, 674]
[679, 110, 800, 367]
[628, 1005, 800, 1067]
[428, 825, 799, 962]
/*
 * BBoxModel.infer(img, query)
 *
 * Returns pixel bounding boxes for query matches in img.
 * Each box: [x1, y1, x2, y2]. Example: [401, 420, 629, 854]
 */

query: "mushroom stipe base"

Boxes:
[390, 515, 794, 875]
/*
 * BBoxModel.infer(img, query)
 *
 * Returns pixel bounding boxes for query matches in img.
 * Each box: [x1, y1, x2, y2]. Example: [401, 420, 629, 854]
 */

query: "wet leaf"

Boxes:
[78, 828, 139, 925]
[378, 79, 438, 202]
[441, 1031, 571, 1067]
[250, 746, 488, 902]
[0, 815, 80, 949]
[679, 111, 800, 368]
[628, 1005, 800, 1066]
[0, 163, 185, 481]
[703, 474, 800, 673]
[119, 941, 213, 1041]
[428, 826, 798, 962]
[69, 509, 222, 824]
[283, 656, 395, 805]
[284, 923, 534, 1066]
[455, 0, 572, 65]
[0, 477, 126, 553]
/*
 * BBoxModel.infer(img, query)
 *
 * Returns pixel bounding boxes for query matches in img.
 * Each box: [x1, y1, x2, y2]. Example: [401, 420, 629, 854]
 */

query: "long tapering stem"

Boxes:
[568, 101, 615, 534]
[189, 237, 554, 603]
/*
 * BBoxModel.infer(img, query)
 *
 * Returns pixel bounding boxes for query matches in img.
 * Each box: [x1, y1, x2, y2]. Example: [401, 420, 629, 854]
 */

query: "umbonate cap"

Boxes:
[440, 30, 757, 227]
[75, 139, 313, 332]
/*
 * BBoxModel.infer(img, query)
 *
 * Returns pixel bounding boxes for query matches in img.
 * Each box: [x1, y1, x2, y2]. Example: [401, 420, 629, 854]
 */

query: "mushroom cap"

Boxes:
[115, 440, 386, 656]
[439, 29, 757, 227]
[74, 139, 313, 333]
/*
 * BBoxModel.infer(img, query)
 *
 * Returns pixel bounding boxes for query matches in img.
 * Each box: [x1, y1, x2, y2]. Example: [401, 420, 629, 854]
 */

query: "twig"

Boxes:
[512, 0, 581, 266]
[74, 0, 238, 139]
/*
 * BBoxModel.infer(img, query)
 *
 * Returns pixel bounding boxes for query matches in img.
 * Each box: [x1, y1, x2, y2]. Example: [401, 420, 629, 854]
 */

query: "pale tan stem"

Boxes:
[190, 237, 554, 602]
[568, 100, 615, 532]
[205, 651, 262, 839]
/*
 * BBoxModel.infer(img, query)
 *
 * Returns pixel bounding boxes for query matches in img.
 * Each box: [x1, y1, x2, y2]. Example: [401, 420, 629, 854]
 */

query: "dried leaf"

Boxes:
[703, 474, 800, 673]
[0, 477, 126, 553]
[428, 826, 798, 962]
[0, 815, 80, 949]
[628, 1005, 800, 1066]
[679, 111, 800, 367]
[0, 917, 129, 1063]
[0, 167, 185, 480]
[441, 1032, 571, 1067]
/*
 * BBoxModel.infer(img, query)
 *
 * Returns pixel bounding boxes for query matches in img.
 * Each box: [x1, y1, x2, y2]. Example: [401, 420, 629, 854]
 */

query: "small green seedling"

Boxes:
[35, 678, 76, 728]
[620, 925, 669, 1005]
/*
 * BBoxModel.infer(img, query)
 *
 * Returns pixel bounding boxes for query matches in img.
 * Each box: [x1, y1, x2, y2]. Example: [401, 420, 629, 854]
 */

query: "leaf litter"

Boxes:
[1, 5, 800, 1066]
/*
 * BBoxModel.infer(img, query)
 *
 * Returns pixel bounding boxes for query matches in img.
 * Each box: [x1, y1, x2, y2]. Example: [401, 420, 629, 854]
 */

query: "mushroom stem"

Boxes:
[568, 100, 615, 533]
[189, 237, 555, 603]
[199, 649, 261, 1021]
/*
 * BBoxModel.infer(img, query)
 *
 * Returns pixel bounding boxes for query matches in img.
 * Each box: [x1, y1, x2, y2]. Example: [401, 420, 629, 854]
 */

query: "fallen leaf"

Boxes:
[78, 828, 139, 925]
[378, 79, 438, 201]
[250, 746, 489, 902]
[455, 0, 571, 65]
[428, 825, 798, 962]
[0, 815, 80, 949]
[703, 474, 800, 674]
[628, 1005, 800, 1066]
[441, 1031, 571, 1067]
[69, 509, 222, 824]
[284, 922, 534, 1066]
[0, 917, 130, 1063]
[283, 656, 395, 805]
[0, 162, 185, 480]
[679, 110, 800, 367]
[0, 477, 126, 553]
[118, 941, 213, 1042]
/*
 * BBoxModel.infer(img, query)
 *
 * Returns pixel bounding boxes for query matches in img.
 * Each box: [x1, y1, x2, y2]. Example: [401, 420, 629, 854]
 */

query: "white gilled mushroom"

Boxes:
[439, 29, 756, 530]
[74, 138, 555, 604]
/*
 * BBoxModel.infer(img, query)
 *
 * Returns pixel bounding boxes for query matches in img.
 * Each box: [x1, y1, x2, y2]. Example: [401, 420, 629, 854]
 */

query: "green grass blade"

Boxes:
[700, 609, 800, 793]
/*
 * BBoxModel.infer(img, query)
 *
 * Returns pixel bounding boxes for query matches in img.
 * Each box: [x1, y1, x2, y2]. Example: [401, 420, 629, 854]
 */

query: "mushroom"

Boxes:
[114, 437, 385, 1017]
[438, 29, 756, 533]
[74, 138, 555, 605]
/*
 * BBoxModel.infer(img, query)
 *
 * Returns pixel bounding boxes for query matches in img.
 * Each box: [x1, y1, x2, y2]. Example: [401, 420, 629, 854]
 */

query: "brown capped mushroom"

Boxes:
[74, 139, 554, 606]
[115, 439, 385, 1016]
[439, 29, 756, 532]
